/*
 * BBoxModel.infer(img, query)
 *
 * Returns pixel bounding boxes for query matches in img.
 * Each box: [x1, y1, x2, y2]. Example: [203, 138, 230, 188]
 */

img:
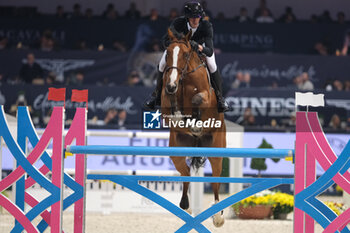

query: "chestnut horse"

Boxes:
[161, 28, 226, 227]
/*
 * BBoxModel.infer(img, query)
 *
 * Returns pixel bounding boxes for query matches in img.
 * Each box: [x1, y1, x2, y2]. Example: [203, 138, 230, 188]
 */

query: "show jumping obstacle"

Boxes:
[0, 94, 349, 232]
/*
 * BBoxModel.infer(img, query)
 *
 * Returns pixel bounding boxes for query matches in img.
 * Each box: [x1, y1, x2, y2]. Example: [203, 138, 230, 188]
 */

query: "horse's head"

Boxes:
[164, 28, 192, 95]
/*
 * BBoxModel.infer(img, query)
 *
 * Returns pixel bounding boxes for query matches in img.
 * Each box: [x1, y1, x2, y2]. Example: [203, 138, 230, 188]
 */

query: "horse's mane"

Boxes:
[169, 27, 186, 41]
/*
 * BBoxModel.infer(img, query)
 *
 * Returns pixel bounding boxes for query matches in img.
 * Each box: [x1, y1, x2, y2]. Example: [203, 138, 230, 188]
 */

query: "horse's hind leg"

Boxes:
[208, 157, 225, 227]
[169, 132, 193, 214]
[170, 156, 192, 214]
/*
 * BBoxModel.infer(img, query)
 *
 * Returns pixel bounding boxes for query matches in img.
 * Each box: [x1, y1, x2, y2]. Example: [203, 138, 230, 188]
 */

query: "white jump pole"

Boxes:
[225, 120, 244, 194]
[191, 167, 204, 216]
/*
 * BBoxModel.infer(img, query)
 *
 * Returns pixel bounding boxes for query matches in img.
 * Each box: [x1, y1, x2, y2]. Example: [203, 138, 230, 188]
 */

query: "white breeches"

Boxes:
[158, 50, 217, 73]
[159, 50, 167, 72]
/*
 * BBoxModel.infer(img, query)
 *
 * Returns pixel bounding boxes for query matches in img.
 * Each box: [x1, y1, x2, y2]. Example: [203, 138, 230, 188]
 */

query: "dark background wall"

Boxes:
[1, 0, 350, 20]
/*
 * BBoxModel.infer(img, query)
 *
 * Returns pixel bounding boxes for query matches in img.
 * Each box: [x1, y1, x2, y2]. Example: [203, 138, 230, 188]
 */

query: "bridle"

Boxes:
[164, 40, 206, 85]
[164, 41, 192, 83]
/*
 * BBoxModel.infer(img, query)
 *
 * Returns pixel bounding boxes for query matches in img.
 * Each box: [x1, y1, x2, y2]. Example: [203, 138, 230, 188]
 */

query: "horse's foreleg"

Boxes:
[170, 156, 192, 214]
[208, 157, 225, 227]
[190, 92, 207, 136]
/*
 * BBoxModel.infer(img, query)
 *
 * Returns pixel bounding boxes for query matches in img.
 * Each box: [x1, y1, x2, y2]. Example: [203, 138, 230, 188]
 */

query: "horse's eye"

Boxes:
[184, 53, 189, 59]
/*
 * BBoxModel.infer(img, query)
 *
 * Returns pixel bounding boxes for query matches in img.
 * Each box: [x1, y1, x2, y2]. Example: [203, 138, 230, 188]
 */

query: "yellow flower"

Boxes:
[324, 201, 346, 216]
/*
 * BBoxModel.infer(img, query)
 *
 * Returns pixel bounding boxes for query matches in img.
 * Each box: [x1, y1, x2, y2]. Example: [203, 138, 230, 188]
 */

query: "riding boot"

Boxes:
[210, 70, 231, 113]
[143, 70, 163, 110]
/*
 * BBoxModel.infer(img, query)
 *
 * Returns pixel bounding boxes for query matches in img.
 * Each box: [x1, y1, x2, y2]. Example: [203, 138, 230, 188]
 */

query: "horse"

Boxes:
[161, 28, 226, 227]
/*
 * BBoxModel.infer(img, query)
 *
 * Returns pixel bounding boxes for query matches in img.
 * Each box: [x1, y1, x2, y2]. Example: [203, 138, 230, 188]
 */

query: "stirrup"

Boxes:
[143, 92, 161, 111]
[143, 96, 157, 111]
[217, 100, 231, 113]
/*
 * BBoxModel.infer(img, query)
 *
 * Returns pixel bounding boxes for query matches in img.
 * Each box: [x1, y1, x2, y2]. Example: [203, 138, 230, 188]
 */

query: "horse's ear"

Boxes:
[168, 28, 175, 40]
[185, 30, 192, 42]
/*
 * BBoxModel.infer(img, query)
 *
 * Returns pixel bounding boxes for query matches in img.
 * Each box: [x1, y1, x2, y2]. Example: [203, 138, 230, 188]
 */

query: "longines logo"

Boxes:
[225, 96, 350, 117]
[225, 96, 295, 117]
[22, 58, 95, 82]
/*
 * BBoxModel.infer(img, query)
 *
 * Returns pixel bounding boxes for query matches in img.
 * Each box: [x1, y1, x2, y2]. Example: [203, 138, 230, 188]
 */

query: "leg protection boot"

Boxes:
[143, 70, 163, 110]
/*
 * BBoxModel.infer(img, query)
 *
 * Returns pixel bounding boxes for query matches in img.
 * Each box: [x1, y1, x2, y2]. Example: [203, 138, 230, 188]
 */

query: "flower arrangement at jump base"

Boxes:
[270, 192, 294, 219]
[233, 190, 294, 220]
[232, 190, 274, 219]
[324, 201, 347, 216]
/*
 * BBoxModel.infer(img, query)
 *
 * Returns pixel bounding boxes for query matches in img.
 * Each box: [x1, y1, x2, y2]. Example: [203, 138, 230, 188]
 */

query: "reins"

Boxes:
[164, 40, 206, 80]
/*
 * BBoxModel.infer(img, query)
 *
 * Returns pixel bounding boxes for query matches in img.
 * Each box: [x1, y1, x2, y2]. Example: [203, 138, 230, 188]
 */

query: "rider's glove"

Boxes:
[189, 40, 199, 52]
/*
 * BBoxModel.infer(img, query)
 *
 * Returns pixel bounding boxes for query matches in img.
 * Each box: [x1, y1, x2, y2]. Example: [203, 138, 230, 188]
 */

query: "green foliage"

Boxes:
[221, 157, 229, 177]
[0, 190, 8, 213]
[1, 190, 8, 198]
[250, 158, 267, 171]
[250, 138, 280, 176]
[270, 192, 294, 216]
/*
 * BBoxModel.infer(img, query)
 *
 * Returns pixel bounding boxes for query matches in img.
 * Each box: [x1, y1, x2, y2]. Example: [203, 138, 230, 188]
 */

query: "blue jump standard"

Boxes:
[66, 145, 294, 158]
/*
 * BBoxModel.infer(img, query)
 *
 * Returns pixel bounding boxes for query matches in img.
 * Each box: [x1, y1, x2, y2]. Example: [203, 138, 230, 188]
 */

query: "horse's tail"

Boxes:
[190, 157, 207, 171]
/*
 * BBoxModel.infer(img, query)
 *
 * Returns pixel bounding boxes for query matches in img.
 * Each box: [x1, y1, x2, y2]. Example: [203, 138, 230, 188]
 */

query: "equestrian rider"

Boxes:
[144, 1, 230, 113]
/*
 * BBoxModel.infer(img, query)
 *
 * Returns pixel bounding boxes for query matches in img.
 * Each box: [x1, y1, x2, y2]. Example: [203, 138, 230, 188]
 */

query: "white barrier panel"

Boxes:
[25, 170, 183, 214]
[25, 177, 183, 214]
[86, 181, 182, 214]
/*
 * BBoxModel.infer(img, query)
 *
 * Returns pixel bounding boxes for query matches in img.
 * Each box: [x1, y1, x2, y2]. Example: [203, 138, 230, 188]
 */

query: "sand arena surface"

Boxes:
[0, 211, 327, 233]
[0, 195, 340, 233]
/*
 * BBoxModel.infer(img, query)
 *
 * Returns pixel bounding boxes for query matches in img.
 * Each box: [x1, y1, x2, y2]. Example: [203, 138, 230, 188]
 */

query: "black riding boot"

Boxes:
[210, 70, 231, 113]
[143, 70, 163, 110]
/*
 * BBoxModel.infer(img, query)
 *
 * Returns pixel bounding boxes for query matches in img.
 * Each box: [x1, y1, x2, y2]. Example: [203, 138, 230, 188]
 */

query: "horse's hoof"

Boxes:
[190, 126, 202, 136]
[213, 212, 225, 228]
[185, 208, 192, 215]
[171, 111, 183, 122]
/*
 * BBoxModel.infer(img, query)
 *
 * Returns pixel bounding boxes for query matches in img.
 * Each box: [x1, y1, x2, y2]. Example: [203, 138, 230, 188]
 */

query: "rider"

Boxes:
[144, 1, 230, 112]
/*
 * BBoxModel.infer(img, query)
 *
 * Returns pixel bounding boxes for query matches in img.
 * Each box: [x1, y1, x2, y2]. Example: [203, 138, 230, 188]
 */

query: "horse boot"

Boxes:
[210, 70, 231, 113]
[143, 70, 163, 110]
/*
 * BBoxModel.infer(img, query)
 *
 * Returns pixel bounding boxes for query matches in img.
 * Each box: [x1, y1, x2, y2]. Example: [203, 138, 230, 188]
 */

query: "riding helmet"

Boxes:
[184, 1, 204, 18]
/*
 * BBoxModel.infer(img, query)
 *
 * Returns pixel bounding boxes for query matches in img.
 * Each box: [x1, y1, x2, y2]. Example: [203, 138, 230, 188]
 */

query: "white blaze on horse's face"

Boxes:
[168, 46, 180, 93]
